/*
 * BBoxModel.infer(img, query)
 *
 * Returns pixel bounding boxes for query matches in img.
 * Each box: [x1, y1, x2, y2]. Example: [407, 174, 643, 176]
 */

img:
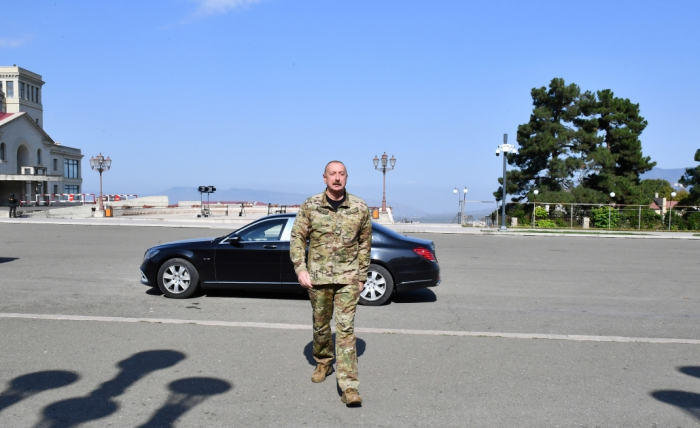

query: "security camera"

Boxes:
[496, 150, 500, 156]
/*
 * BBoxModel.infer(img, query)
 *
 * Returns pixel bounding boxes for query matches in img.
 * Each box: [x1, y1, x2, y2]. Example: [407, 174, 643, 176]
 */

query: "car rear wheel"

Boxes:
[360, 264, 394, 306]
[157, 258, 200, 299]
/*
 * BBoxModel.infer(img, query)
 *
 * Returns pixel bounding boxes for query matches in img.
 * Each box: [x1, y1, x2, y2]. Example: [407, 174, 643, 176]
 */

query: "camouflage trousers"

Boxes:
[308, 283, 360, 391]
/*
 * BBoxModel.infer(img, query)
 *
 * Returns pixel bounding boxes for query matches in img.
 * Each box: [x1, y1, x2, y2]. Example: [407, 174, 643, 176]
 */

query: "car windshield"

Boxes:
[371, 222, 406, 239]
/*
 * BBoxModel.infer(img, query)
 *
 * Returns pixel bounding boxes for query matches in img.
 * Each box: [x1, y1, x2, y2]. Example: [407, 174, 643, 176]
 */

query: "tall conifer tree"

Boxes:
[582, 90, 655, 203]
[679, 149, 700, 203]
[499, 79, 656, 204]
[497, 78, 589, 201]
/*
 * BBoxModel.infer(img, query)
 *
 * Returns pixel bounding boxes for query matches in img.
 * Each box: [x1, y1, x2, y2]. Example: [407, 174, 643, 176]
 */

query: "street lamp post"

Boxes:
[373, 152, 396, 212]
[532, 189, 539, 227]
[669, 191, 677, 230]
[609, 192, 615, 230]
[453, 187, 468, 224]
[89, 153, 112, 212]
[496, 134, 517, 231]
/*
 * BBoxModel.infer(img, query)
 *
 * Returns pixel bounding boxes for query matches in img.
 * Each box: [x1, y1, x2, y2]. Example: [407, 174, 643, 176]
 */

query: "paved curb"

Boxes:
[0, 218, 236, 229]
[477, 231, 700, 240]
[1, 217, 699, 239]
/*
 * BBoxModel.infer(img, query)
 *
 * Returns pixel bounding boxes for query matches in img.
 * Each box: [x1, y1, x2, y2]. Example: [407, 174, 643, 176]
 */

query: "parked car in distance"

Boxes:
[140, 213, 440, 306]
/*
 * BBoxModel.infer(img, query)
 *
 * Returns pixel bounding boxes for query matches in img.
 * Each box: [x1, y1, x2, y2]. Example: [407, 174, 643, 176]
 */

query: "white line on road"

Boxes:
[1, 312, 699, 345]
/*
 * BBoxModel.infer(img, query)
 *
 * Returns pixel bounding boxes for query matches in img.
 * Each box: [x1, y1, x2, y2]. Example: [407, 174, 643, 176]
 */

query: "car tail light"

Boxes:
[413, 247, 435, 261]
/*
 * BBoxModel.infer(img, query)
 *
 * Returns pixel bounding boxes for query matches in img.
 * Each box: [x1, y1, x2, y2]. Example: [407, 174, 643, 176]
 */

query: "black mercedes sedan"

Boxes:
[140, 213, 440, 306]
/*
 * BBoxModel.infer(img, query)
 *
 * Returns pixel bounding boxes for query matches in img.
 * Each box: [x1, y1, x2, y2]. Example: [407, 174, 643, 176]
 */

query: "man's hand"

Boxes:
[298, 271, 313, 289]
[359, 282, 364, 292]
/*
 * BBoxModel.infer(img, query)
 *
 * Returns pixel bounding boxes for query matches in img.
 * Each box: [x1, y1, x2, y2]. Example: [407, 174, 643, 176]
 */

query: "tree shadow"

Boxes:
[137, 377, 232, 428]
[651, 366, 700, 421]
[392, 288, 437, 304]
[0, 371, 79, 415]
[35, 350, 186, 428]
[0, 257, 19, 264]
[303, 336, 366, 366]
[679, 366, 700, 380]
[651, 390, 700, 421]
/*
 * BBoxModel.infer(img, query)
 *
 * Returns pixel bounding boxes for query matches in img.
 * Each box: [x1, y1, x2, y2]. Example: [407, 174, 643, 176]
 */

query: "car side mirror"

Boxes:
[228, 234, 241, 244]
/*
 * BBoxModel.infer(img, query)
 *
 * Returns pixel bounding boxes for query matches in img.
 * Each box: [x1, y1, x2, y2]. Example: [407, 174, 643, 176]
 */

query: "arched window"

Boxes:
[0, 143, 5, 161]
[37, 149, 42, 165]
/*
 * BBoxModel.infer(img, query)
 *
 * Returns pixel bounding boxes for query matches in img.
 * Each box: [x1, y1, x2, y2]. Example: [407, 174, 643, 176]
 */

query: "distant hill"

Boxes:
[147, 186, 438, 219]
[640, 167, 686, 184]
[147, 186, 310, 206]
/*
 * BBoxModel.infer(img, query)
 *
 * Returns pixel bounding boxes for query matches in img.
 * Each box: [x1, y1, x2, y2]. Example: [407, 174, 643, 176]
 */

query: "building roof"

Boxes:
[0, 111, 54, 143]
[650, 198, 679, 209]
[0, 112, 15, 122]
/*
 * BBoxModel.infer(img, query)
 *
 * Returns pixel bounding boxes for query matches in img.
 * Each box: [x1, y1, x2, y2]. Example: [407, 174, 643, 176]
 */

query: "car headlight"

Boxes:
[144, 249, 160, 260]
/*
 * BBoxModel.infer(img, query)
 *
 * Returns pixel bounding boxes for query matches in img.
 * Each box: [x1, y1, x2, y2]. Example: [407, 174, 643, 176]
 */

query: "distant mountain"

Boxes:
[147, 186, 310, 206]
[640, 167, 686, 184]
[148, 186, 437, 219]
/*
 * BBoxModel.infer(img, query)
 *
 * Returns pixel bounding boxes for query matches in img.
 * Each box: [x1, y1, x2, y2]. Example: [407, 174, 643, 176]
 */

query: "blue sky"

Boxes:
[2, 0, 699, 213]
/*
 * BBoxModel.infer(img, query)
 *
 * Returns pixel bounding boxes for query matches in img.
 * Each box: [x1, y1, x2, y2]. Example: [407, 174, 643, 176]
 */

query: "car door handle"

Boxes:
[264, 245, 277, 249]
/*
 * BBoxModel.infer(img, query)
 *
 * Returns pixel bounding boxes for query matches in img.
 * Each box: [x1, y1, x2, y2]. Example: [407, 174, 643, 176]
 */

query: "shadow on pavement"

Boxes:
[303, 336, 366, 366]
[35, 350, 186, 428]
[392, 288, 437, 304]
[145, 287, 163, 296]
[0, 257, 19, 264]
[651, 366, 700, 421]
[679, 366, 700, 379]
[204, 289, 308, 301]
[0, 371, 79, 416]
[137, 377, 232, 428]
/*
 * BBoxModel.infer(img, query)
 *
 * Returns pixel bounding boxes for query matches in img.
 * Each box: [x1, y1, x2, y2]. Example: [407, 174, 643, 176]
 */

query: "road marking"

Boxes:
[1, 312, 699, 345]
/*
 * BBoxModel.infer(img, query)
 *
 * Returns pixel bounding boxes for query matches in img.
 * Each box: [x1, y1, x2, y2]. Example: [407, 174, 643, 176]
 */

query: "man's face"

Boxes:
[323, 162, 348, 193]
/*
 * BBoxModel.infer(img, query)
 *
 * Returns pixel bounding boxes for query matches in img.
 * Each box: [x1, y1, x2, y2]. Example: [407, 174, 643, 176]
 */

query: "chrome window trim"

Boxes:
[280, 218, 295, 242]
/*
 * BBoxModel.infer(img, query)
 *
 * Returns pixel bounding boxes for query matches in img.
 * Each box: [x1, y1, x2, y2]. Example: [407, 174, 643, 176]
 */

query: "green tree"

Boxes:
[679, 149, 700, 203]
[496, 78, 591, 202]
[637, 179, 673, 204]
[500, 79, 656, 205]
[581, 90, 656, 203]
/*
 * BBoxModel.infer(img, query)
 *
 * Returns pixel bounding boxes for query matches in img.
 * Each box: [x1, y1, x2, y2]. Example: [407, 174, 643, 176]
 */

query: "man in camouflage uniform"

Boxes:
[290, 160, 371, 406]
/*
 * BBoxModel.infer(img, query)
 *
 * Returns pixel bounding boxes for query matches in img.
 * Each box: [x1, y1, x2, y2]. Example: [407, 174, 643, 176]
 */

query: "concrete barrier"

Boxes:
[106, 196, 169, 208]
[25, 205, 96, 219]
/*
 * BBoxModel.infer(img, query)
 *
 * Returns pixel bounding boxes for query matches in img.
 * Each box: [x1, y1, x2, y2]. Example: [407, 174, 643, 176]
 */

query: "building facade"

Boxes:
[0, 66, 83, 205]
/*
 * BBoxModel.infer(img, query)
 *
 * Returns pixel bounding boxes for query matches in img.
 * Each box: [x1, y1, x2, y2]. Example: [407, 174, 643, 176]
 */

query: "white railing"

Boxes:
[22, 193, 97, 206]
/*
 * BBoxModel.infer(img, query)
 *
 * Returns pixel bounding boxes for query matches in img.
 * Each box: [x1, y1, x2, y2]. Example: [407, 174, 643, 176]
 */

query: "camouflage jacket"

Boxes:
[290, 190, 372, 285]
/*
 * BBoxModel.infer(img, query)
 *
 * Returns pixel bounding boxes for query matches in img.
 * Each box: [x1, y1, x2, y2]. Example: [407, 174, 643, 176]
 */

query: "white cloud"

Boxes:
[0, 37, 30, 49]
[192, 0, 265, 16]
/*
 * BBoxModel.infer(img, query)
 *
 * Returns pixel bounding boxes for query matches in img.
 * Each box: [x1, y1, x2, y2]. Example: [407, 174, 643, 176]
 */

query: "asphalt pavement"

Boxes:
[0, 223, 699, 427]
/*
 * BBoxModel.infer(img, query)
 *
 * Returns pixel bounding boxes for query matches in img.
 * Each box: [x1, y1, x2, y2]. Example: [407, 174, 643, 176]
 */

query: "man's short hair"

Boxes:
[324, 160, 347, 175]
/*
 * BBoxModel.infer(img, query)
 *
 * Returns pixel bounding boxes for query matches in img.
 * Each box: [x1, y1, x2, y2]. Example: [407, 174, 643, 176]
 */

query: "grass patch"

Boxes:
[695, 234, 700, 237]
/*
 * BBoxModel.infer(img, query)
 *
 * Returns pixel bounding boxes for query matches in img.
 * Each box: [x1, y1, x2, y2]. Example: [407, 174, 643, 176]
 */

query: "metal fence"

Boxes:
[489, 202, 700, 231]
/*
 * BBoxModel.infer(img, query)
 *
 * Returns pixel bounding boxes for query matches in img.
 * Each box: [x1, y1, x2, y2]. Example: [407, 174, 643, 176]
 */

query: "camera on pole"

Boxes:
[198, 185, 216, 217]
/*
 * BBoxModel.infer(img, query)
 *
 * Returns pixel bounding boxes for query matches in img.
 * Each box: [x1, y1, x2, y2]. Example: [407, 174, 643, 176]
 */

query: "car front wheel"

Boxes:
[157, 258, 200, 299]
[360, 264, 394, 306]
